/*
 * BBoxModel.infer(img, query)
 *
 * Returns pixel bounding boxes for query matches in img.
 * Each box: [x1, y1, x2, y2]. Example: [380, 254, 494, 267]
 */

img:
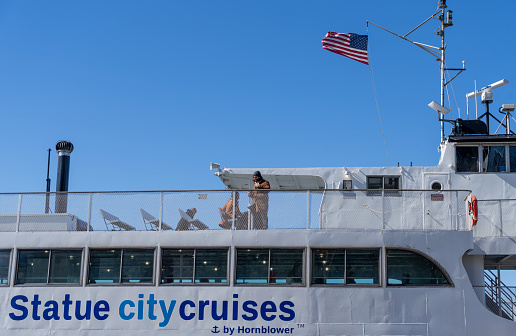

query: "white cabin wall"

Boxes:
[462, 254, 486, 305]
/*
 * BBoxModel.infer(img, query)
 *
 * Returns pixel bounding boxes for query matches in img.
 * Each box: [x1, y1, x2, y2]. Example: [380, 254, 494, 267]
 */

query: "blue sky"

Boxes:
[0, 0, 515, 192]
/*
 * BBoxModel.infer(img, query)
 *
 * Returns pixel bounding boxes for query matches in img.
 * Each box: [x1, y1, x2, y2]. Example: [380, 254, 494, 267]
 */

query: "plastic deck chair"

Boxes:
[99, 209, 136, 231]
[140, 209, 172, 230]
[177, 208, 208, 230]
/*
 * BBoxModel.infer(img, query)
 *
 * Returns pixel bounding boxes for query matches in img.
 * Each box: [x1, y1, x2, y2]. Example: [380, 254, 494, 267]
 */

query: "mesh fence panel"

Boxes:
[475, 200, 502, 237]
[0, 190, 472, 232]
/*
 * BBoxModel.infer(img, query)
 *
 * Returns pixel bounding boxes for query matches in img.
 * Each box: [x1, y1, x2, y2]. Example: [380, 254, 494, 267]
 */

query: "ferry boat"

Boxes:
[2, 1, 516, 335]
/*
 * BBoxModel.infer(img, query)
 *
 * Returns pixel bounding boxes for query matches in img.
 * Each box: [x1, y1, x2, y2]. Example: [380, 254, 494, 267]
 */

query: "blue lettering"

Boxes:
[198, 300, 209, 320]
[179, 300, 195, 320]
[147, 294, 157, 320]
[158, 300, 176, 327]
[211, 300, 228, 321]
[232, 294, 239, 320]
[138, 294, 144, 320]
[31, 295, 42, 320]
[9, 295, 28, 321]
[241, 300, 258, 321]
[260, 301, 276, 321]
[93, 301, 109, 320]
[43, 300, 60, 320]
[279, 301, 295, 321]
[119, 300, 135, 320]
[62, 294, 73, 320]
[75, 300, 91, 320]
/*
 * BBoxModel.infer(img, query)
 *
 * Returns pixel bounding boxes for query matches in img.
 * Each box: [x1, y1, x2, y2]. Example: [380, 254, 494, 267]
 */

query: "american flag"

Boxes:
[322, 31, 369, 65]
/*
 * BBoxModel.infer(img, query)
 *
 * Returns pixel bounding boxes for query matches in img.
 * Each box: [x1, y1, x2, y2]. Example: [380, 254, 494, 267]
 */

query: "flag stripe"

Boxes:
[322, 31, 369, 65]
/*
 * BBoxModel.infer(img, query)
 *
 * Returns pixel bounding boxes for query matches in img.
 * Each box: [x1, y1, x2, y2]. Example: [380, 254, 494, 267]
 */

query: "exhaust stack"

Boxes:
[55, 140, 74, 213]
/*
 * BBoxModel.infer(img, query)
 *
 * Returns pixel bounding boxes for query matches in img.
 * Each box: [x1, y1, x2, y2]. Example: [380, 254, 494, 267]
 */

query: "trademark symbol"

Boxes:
[297, 324, 304, 328]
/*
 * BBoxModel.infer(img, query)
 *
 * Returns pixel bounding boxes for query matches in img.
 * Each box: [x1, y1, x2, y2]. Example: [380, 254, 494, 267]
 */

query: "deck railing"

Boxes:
[475, 199, 516, 238]
[0, 189, 471, 232]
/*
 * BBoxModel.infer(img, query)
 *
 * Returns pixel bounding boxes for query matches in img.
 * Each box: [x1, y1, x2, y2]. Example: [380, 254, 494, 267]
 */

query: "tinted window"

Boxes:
[311, 249, 380, 285]
[510, 146, 516, 172]
[483, 146, 506, 172]
[456, 146, 479, 172]
[17, 250, 49, 284]
[49, 250, 82, 283]
[89, 249, 154, 284]
[17, 250, 82, 284]
[387, 249, 449, 285]
[236, 249, 303, 284]
[0, 250, 10, 284]
[161, 249, 228, 284]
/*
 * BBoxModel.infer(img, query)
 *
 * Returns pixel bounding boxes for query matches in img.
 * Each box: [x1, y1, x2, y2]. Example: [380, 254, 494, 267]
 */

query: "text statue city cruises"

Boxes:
[2, 2, 516, 336]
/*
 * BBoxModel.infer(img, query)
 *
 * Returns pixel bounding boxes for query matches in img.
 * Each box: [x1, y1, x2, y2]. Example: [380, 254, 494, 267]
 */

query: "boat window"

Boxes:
[456, 146, 479, 172]
[509, 146, 516, 172]
[311, 249, 380, 285]
[386, 249, 450, 286]
[161, 249, 228, 284]
[482, 146, 506, 172]
[366, 177, 400, 196]
[236, 248, 303, 284]
[88, 249, 154, 284]
[16, 249, 82, 285]
[0, 250, 10, 285]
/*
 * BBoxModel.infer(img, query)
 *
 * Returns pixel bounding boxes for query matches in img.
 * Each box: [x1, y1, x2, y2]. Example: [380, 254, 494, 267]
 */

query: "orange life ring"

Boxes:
[469, 196, 478, 226]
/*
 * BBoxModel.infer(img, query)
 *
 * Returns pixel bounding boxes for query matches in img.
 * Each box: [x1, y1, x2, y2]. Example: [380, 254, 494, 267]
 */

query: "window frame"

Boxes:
[87, 248, 155, 286]
[385, 248, 453, 287]
[366, 176, 401, 196]
[310, 248, 381, 287]
[235, 248, 305, 286]
[15, 249, 83, 286]
[160, 248, 230, 285]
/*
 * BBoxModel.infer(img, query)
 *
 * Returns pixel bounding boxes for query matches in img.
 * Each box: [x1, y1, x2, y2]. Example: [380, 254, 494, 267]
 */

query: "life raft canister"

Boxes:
[468, 196, 478, 226]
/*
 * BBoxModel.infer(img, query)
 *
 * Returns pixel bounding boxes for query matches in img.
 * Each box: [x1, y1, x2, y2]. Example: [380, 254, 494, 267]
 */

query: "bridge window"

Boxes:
[386, 249, 450, 285]
[510, 146, 516, 172]
[456, 146, 479, 172]
[236, 249, 303, 284]
[88, 249, 154, 284]
[483, 146, 506, 172]
[16, 250, 82, 285]
[311, 249, 380, 285]
[161, 249, 228, 284]
[0, 250, 10, 285]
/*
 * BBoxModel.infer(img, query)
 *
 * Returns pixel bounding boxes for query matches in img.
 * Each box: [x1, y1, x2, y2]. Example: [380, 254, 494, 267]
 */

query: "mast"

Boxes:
[439, 0, 452, 143]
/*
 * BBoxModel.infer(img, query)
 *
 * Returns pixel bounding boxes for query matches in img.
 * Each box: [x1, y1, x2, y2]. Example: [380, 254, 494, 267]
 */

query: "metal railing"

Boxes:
[483, 270, 516, 320]
[475, 199, 516, 238]
[0, 189, 471, 232]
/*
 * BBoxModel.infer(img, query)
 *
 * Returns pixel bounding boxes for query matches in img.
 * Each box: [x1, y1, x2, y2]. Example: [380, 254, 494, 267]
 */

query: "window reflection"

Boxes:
[312, 249, 379, 285]
[122, 249, 154, 283]
[89, 249, 154, 284]
[236, 249, 303, 284]
[49, 250, 82, 283]
[17, 250, 82, 284]
[510, 146, 516, 172]
[161, 249, 228, 284]
[161, 249, 194, 283]
[387, 249, 449, 285]
[195, 249, 227, 283]
[483, 146, 506, 172]
[456, 146, 479, 172]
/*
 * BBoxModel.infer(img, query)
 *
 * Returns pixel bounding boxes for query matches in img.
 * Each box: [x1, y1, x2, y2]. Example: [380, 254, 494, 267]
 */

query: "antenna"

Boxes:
[466, 79, 509, 133]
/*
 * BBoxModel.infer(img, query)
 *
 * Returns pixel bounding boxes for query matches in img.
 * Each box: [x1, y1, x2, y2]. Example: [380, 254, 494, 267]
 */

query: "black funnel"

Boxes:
[55, 141, 74, 213]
